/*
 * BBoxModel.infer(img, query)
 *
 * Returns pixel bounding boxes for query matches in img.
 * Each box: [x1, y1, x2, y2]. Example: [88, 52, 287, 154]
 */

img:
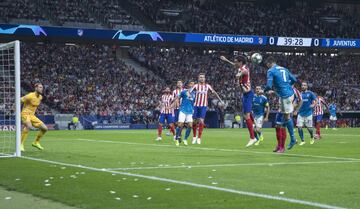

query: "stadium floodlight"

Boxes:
[0, 40, 21, 157]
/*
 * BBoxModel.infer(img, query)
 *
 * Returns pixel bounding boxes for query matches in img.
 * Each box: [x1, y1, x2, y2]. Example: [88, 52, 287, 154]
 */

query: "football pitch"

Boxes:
[0, 128, 359, 209]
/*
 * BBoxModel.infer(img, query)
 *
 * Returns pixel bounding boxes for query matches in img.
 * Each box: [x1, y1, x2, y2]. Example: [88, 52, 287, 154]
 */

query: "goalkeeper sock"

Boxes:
[35, 129, 46, 143]
[21, 128, 29, 144]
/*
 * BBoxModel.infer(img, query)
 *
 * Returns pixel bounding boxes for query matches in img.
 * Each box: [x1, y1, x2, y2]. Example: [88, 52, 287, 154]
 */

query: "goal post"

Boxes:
[0, 40, 21, 157]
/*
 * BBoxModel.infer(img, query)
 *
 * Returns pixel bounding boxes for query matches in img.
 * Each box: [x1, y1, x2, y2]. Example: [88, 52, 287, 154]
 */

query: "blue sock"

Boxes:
[298, 128, 304, 141]
[176, 127, 182, 139]
[184, 127, 191, 140]
[284, 118, 296, 143]
[307, 128, 314, 138]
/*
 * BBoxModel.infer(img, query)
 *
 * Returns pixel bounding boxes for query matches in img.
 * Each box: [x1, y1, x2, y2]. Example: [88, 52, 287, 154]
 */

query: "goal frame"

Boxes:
[0, 40, 21, 157]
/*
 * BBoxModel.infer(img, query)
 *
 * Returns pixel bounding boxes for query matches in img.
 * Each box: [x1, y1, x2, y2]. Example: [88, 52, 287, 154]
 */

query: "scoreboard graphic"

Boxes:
[1, 24, 359, 49]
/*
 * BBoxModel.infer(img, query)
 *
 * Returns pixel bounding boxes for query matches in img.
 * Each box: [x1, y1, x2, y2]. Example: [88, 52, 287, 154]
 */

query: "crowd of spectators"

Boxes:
[21, 43, 160, 124]
[0, 0, 141, 28]
[129, 46, 360, 112]
[131, 0, 360, 38]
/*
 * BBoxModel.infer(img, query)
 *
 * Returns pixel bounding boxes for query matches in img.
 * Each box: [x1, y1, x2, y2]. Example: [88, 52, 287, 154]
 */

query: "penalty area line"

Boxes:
[73, 138, 360, 161]
[104, 160, 360, 171]
[21, 156, 347, 209]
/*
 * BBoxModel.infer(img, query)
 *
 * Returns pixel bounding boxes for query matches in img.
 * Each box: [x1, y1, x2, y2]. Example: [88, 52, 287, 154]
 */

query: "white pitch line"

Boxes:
[21, 156, 347, 209]
[104, 160, 360, 171]
[74, 138, 360, 161]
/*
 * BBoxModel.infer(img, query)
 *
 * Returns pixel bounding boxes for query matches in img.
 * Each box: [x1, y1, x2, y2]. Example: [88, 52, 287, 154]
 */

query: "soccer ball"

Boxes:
[251, 53, 262, 64]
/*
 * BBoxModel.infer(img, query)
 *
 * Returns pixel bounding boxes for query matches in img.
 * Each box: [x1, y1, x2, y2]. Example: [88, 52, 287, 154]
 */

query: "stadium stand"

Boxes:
[130, 0, 360, 38]
[0, 0, 142, 29]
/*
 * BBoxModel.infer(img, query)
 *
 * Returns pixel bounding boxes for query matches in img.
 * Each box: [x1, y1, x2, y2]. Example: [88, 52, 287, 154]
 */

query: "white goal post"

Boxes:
[0, 40, 21, 157]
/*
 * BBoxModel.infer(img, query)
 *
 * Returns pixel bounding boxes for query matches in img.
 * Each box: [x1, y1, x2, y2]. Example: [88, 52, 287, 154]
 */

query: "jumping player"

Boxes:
[220, 55, 257, 147]
[273, 86, 302, 153]
[295, 82, 317, 145]
[264, 56, 298, 150]
[192, 73, 223, 145]
[20, 83, 48, 151]
[313, 95, 329, 139]
[172, 81, 196, 146]
[156, 87, 175, 141]
[252, 86, 270, 146]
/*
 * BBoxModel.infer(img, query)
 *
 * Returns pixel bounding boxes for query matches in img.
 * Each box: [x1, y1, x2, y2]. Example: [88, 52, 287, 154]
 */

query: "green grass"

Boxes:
[0, 128, 359, 209]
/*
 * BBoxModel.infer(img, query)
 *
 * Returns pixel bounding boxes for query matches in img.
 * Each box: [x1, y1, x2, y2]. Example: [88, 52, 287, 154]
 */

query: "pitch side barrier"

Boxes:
[1, 24, 360, 49]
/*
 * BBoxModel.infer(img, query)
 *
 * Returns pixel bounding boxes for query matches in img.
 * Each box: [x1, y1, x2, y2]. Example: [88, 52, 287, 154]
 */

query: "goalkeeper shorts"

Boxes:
[21, 114, 43, 128]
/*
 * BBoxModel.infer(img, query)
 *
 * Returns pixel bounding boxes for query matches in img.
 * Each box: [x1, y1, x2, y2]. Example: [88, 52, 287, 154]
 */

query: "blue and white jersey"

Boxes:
[179, 89, 196, 115]
[329, 104, 337, 117]
[298, 91, 317, 117]
[266, 64, 297, 98]
[252, 94, 269, 117]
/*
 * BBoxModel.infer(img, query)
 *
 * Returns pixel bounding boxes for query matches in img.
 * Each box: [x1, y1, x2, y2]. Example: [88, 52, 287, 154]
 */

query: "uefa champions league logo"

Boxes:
[112, 30, 164, 41]
[0, 25, 47, 36]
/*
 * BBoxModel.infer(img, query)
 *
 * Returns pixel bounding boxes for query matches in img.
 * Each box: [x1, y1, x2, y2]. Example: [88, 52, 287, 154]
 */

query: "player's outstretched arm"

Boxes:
[212, 90, 224, 105]
[220, 56, 235, 66]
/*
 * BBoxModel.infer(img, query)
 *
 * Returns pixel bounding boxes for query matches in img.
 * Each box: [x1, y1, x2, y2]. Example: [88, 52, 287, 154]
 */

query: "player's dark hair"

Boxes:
[199, 73, 205, 76]
[235, 55, 247, 64]
[34, 83, 42, 88]
[265, 56, 276, 65]
[185, 80, 194, 86]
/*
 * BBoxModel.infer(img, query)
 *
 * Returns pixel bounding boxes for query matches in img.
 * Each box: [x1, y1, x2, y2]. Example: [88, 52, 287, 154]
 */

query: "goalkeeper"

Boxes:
[20, 83, 48, 151]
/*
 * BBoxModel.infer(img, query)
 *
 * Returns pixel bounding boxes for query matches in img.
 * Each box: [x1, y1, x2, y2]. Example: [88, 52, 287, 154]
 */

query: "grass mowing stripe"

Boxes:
[74, 138, 360, 161]
[104, 160, 360, 171]
[22, 156, 347, 209]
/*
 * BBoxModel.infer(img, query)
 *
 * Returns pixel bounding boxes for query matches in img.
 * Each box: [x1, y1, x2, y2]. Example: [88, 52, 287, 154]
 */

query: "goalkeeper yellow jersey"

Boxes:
[21, 92, 42, 115]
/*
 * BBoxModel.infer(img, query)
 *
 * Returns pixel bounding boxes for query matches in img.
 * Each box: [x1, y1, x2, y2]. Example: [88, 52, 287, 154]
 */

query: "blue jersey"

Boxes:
[179, 90, 196, 115]
[329, 104, 337, 116]
[252, 94, 269, 117]
[266, 65, 297, 98]
[298, 91, 317, 117]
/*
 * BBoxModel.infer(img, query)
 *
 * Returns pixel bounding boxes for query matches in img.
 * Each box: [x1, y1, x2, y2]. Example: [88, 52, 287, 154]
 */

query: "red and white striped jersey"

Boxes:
[238, 65, 251, 92]
[313, 96, 327, 116]
[160, 94, 174, 114]
[172, 88, 183, 109]
[293, 87, 302, 104]
[193, 83, 214, 107]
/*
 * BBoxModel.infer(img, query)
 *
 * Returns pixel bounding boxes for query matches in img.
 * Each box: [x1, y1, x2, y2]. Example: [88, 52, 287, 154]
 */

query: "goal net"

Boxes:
[0, 41, 21, 157]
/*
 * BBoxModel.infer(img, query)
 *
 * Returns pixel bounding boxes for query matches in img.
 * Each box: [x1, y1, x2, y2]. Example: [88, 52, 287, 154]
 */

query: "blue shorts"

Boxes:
[314, 115, 323, 123]
[159, 113, 174, 124]
[242, 90, 254, 113]
[193, 106, 207, 119]
[275, 112, 284, 126]
[174, 109, 180, 122]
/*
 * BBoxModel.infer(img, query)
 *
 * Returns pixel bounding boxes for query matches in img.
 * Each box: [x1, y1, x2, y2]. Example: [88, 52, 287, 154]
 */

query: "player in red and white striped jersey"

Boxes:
[220, 55, 257, 147]
[156, 87, 176, 141]
[313, 95, 329, 139]
[192, 73, 223, 144]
